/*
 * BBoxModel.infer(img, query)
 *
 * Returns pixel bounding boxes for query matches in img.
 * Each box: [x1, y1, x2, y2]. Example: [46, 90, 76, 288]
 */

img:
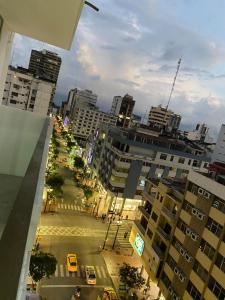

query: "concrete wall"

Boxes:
[212, 124, 225, 163]
[0, 105, 46, 176]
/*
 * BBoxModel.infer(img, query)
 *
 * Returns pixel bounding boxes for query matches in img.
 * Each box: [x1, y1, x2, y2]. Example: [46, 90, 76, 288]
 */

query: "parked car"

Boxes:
[103, 287, 118, 300]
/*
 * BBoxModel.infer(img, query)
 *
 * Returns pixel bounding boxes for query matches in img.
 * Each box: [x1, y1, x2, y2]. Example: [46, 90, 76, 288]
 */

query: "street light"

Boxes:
[102, 218, 112, 249]
[112, 220, 122, 250]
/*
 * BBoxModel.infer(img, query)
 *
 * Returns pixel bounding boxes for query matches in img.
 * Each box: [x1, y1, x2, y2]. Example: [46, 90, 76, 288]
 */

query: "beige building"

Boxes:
[130, 169, 225, 300]
[148, 105, 181, 132]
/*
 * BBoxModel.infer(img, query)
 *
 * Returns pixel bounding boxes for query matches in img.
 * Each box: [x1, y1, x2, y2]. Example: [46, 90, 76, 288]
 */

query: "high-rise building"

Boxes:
[130, 168, 225, 300]
[87, 125, 210, 218]
[212, 124, 225, 164]
[2, 66, 54, 116]
[148, 105, 181, 132]
[110, 94, 135, 128]
[28, 49, 61, 84]
[187, 123, 209, 142]
[61, 88, 98, 119]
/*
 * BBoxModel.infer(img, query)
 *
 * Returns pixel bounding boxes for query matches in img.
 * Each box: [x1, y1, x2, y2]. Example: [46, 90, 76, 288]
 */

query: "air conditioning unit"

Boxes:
[191, 232, 199, 241]
[191, 207, 198, 216]
[186, 227, 192, 236]
[179, 247, 186, 256]
[185, 253, 192, 263]
[179, 273, 186, 282]
[174, 266, 179, 275]
[204, 191, 211, 199]
[173, 293, 180, 300]
[197, 212, 205, 221]
[168, 286, 173, 295]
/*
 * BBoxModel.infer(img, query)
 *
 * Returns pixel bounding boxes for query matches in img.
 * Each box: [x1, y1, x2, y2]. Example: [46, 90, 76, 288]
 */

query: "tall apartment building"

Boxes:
[71, 107, 117, 140]
[187, 123, 209, 142]
[110, 94, 135, 128]
[2, 66, 54, 115]
[28, 49, 61, 84]
[61, 88, 97, 119]
[87, 125, 210, 219]
[212, 124, 225, 164]
[130, 168, 225, 300]
[148, 105, 181, 132]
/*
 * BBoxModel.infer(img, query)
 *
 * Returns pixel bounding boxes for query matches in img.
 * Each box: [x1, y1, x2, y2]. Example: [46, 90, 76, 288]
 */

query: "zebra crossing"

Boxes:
[53, 264, 108, 279]
[57, 203, 85, 212]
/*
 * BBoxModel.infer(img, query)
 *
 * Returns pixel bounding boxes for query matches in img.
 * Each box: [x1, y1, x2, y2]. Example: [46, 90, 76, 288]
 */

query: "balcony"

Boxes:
[134, 220, 146, 235]
[0, 105, 52, 299]
[162, 206, 176, 221]
[157, 226, 171, 240]
[152, 243, 165, 259]
[138, 206, 151, 219]
[142, 190, 155, 204]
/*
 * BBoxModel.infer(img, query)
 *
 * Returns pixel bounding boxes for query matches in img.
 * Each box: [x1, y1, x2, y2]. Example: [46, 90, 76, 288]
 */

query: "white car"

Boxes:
[85, 266, 96, 285]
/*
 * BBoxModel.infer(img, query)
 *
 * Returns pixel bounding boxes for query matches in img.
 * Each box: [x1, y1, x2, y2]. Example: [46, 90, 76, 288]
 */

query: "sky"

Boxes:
[11, 0, 225, 138]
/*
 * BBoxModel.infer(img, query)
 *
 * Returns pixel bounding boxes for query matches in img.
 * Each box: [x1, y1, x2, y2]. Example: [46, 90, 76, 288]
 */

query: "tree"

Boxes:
[119, 263, 145, 291]
[46, 174, 64, 189]
[83, 186, 93, 199]
[29, 251, 57, 282]
[74, 156, 84, 169]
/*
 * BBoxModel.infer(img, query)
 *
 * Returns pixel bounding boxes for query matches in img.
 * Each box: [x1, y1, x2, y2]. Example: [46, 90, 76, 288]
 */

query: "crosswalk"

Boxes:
[53, 264, 108, 279]
[108, 223, 133, 249]
[57, 203, 85, 212]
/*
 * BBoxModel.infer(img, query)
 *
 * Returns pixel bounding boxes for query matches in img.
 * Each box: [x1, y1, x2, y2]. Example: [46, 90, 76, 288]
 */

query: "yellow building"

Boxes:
[130, 169, 225, 300]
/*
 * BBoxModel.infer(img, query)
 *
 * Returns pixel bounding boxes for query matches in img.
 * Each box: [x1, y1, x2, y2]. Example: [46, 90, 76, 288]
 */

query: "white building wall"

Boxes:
[212, 124, 225, 164]
[0, 20, 14, 104]
[110, 96, 122, 115]
[33, 82, 53, 115]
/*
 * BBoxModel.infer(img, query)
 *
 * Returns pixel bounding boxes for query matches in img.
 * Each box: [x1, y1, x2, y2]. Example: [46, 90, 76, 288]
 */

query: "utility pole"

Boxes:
[112, 224, 121, 250]
[102, 219, 112, 249]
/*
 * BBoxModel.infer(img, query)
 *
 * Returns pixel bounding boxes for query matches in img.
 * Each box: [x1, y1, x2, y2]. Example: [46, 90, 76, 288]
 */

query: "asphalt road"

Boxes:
[39, 139, 113, 300]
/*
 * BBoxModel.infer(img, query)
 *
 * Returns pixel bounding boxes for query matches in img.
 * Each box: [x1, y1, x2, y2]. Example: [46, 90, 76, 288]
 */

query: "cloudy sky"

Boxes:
[12, 0, 225, 137]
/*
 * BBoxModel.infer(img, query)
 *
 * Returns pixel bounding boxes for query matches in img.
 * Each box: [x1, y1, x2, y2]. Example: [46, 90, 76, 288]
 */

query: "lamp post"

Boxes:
[112, 221, 122, 250]
[102, 218, 112, 249]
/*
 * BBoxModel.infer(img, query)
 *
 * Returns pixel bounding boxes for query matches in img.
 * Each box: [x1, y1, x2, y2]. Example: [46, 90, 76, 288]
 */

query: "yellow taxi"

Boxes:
[103, 287, 118, 300]
[85, 266, 96, 285]
[67, 254, 77, 272]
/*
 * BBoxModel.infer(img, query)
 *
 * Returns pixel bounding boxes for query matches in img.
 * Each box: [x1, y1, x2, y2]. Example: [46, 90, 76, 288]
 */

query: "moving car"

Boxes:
[85, 266, 96, 285]
[103, 287, 118, 300]
[67, 254, 77, 272]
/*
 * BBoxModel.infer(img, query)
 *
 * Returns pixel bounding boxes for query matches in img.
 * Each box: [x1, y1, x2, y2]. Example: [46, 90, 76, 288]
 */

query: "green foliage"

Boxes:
[74, 156, 85, 169]
[83, 186, 93, 199]
[29, 251, 57, 282]
[46, 174, 64, 196]
[119, 263, 145, 290]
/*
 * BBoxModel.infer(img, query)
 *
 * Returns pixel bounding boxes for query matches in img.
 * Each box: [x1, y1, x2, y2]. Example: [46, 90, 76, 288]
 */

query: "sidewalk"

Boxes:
[101, 250, 159, 300]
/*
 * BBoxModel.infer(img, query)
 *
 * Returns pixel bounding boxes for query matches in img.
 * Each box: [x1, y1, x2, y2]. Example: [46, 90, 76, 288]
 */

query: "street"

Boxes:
[38, 137, 116, 300]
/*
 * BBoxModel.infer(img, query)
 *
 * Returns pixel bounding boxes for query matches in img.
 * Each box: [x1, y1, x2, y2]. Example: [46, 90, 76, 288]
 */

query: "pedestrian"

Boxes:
[112, 216, 116, 221]
[126, 215, 129, 220]
[124, 231, 128, 239]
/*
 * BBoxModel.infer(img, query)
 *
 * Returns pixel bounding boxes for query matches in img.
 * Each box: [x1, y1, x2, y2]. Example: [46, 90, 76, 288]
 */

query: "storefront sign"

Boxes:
[134, 233, 144, 256]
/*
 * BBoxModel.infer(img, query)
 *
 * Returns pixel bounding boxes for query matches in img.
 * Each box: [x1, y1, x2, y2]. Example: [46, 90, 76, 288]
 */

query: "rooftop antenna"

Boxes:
[166, 57, 182, 111]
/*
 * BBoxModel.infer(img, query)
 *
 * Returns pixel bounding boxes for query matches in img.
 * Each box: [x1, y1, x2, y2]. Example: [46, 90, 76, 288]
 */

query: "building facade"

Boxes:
[87, 125, 210, 219]
[130, 169, 225, 300]
[212, 124, 225, 164]
[187, 123, 209, 142]
[111, 94, 135, 128]
[148, 105, 181, 132]
[2, 66, 54, 116]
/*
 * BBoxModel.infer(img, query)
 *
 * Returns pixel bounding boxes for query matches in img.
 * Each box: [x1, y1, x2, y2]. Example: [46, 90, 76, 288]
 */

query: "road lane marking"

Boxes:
[60, 265, 64, 277]
[68, 204, 71, 209]
[77, 206, 81, 211]
[64, 204, 68, 209]
[74, 205, 78, 210]
[41, 284, 109, 288]
[95, 266, 101, 279]
[54, 265, 58, 277]
[71, 205, 74, 210]
[101, 266, 107, 278]
[66, 268, 70, 277]
[77, 266, 81, 277]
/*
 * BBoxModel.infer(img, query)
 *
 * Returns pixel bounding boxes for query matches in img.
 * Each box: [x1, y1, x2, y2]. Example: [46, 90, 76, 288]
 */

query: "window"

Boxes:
[208, 276, 225, 300]
[166, 254, 176, 270]
[182, 200, 193, 213]
[13, 84, 20, 90]
[147, 229, 153, 240]
[187, 281, 201, 300]
[199, 239, 215, 259]
[160, 153, 167, 160]
[178, 157, 185, 164]
[151, 212, 158, 222]
[193, 160, 201, 167]
[193, 260, 208, 281]
[170, 155, 174, 161]
[10, 99, 16, 104]
[215, 253, 225, 273]
[206, 217, 223, 237]
[11, 92, 18, 97]
[212, 197, 225, 213]
[161, 271, 171, 287]
[203, 162, 208, 168]
[177, 219, 187, 234]
[188, 159, 192, 165]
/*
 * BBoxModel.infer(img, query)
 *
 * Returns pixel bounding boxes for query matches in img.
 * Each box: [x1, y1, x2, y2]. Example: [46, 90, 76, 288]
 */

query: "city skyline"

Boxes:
[11, 0, 225, 137]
